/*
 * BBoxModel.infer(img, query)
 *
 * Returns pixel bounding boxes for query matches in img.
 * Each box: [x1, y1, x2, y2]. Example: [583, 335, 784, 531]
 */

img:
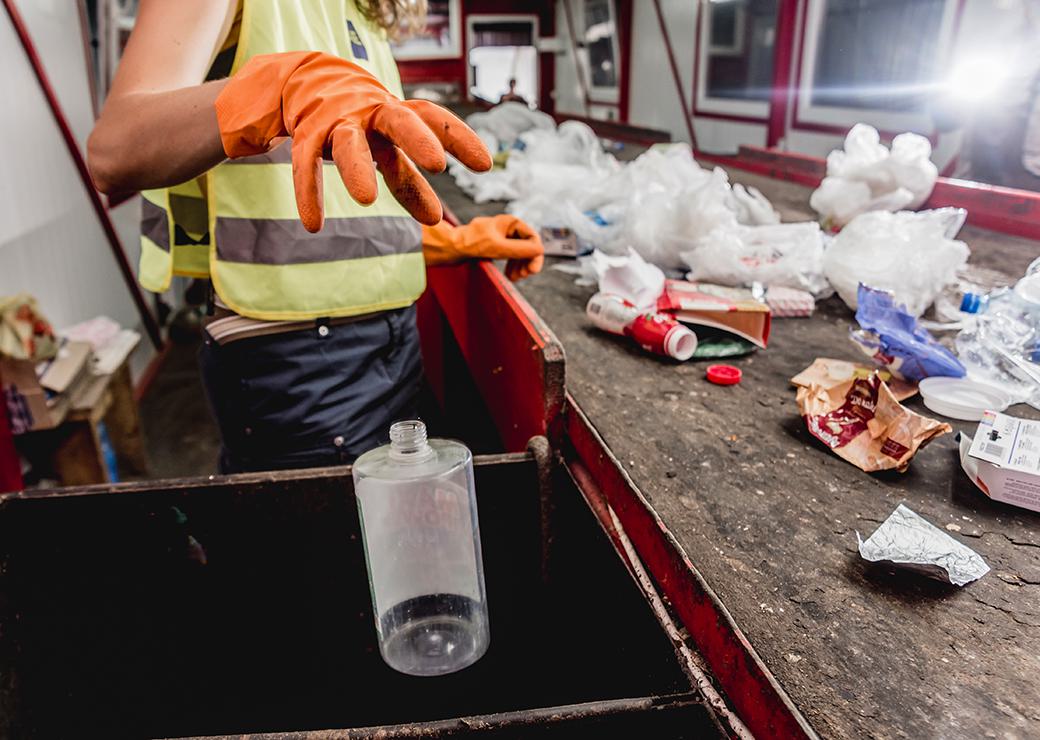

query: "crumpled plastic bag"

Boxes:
[857, 504, 989, 586]
[727, 183, 780, 226]
[0, 294, 58, 361]
[823, 208, 969, 317]
[810, 124, 938, 228]
[851, 285, 966, 382]
[680, 221, 831, 297]
[460, 138, 783, 271]
[464, 102, 555, 145]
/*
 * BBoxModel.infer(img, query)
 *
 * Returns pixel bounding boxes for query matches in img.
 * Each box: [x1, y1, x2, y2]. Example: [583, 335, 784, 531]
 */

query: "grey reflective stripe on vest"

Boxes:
[141, 197, 171, 251]
[214, 216, 421, 265]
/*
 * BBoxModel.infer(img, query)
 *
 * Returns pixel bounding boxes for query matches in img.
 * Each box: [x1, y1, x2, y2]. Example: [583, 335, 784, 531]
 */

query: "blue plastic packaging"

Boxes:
[852, 284, 966, 382]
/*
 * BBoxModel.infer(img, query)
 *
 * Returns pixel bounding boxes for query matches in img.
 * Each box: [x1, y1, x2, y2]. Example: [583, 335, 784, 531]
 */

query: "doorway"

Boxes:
[466, 15, 540, 107]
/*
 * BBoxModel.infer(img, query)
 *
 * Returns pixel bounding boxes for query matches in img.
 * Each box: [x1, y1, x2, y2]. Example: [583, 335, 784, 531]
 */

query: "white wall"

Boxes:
[0, 4, 155, 379]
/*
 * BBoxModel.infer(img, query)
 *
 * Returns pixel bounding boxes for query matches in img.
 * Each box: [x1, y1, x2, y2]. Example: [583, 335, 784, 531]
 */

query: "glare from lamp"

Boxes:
[945, 56, 1012, 104]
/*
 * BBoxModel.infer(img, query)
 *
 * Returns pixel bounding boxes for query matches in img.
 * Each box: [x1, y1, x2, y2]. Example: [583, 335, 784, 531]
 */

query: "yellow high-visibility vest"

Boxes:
[138, 0, 425, 321]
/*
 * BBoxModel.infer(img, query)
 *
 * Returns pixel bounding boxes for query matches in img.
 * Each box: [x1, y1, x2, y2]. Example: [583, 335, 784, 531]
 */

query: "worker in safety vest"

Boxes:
[87, 0, 544, 472]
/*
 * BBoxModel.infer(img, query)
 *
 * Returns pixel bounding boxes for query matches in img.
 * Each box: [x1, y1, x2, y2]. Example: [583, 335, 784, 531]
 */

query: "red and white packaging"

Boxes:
[657, 280, 772, 348]
[586, 293, 697, 361]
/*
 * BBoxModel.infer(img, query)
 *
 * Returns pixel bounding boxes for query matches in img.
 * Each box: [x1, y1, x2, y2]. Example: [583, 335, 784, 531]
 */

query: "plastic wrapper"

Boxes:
[681, 221, 830, 297]
[457, 136, 785, 271]
[810, 124, 938, 228]
[823, 208, 969, 317]
[791, 357, 918, 402]
[857, 504, 989, 586]
[852, 285, 966, 382]
[765, 285, 815, 317]
[797, 372, 951, 472]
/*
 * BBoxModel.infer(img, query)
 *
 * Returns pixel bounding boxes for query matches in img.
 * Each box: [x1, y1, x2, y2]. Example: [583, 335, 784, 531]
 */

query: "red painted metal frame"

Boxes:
[705, 145, 1040, 241]
[766, 0, 799, 147]
[563, 398, 817, 740]
[651, 0, 698, 148]
[0, 380, 23, 493]
[615, 0, 633, 123]
[3, 0, 162, 351]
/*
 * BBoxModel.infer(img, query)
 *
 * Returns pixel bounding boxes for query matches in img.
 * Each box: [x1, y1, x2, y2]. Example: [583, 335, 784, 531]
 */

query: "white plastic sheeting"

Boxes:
[809, 124, 938, 229]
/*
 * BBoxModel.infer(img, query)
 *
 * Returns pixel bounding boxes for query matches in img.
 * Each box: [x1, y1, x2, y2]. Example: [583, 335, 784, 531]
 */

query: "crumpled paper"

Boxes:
[0, 294, 58, 361]
[857, 504, 989, 586]
[797, 372, 950, 472]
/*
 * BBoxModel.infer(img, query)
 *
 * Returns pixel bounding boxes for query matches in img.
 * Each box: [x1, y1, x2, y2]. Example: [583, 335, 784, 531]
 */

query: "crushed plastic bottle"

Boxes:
[955, 273, 1040, 407]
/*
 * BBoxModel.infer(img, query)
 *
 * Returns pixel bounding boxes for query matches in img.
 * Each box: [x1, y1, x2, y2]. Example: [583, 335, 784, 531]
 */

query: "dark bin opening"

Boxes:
[0, 457, 714, 738]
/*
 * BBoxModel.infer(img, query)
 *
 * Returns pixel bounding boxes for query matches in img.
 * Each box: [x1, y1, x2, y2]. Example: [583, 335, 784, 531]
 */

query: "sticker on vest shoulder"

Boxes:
[347, 20, 368, 60]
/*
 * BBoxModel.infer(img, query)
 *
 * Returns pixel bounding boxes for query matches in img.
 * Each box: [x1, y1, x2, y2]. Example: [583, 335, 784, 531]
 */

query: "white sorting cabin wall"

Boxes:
[0, 1, 154, 380]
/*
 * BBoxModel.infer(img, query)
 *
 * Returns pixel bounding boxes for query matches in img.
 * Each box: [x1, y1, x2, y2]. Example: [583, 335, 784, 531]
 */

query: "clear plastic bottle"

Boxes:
[352, 421, 490, 676]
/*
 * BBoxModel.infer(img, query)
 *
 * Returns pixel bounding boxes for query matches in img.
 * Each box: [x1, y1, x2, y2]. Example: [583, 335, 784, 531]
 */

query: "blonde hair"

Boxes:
[356, 0, 428, 40]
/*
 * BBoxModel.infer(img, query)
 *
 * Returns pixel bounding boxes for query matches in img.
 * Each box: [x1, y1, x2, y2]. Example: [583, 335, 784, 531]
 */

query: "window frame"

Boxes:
[580, 0, 621, 105]
[792, 0, 961, 135]
[693, 0, 775, 122]
[390, 0, 462, 61]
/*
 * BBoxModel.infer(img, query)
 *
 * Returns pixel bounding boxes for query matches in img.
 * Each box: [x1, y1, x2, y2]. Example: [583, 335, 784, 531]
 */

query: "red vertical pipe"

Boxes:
[3, 0, 163, 351]
[616, 0, 633, 123]
[0, 382, 23, 493]
[651, 0, 697, 148]
[766, 0, 799, 148]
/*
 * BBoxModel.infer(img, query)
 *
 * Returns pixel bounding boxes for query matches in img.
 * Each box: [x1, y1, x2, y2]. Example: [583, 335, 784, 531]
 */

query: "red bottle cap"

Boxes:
[706, 364, 742, 385]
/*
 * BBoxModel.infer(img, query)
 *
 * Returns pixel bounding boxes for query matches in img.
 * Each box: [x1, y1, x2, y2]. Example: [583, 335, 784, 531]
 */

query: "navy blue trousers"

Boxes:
[199, 306, 422, 473]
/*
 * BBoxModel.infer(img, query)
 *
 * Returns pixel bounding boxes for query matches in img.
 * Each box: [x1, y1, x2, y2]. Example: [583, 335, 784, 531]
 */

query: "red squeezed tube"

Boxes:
[586, 293, 697, 360]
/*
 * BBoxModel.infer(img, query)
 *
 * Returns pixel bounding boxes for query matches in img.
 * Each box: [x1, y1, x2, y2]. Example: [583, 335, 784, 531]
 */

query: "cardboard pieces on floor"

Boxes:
[1, 339, 93, 433]
[657, 280, 771, 349]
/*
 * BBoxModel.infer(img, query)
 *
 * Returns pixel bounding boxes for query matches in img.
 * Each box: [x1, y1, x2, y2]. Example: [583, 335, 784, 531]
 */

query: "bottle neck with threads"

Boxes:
[388, 420, 435, 463]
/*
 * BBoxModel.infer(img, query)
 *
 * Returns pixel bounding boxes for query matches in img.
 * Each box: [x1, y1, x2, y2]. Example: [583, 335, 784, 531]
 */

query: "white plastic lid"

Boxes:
[665, 325, 698, 361]
[918, 377, 1012, 421]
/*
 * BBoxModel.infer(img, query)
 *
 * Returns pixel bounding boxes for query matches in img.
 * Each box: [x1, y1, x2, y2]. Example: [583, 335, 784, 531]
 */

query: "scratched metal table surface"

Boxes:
[431, 147, 1040, 739]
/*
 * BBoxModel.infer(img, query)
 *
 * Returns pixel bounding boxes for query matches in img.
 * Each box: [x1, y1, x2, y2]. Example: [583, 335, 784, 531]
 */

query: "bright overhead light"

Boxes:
[945, 55, 1013, 104]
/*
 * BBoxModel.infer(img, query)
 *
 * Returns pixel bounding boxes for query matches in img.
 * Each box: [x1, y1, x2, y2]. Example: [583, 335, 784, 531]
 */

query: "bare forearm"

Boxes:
[87, 79, 229, 194]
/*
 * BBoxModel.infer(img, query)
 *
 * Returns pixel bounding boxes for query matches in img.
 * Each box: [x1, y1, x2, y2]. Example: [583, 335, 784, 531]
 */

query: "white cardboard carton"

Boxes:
[960, 411, 1040, 514]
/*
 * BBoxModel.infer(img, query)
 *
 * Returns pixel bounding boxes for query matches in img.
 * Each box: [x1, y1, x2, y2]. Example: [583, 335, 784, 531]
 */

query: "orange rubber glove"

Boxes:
[422, 215, 545, 282]
[214, 51, 492, 232]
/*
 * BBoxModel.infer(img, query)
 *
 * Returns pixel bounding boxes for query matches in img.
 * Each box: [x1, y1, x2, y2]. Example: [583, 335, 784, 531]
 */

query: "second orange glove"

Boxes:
[422, 215, 545, 282]
[215, 51, 492, 232]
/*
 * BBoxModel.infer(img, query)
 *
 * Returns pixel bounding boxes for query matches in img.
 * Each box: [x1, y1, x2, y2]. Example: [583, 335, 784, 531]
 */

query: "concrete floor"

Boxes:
[139, 337, 221, 479]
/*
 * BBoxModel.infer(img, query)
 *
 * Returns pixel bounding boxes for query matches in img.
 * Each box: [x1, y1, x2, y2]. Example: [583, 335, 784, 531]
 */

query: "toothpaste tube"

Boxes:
[586, 292, 697, 361]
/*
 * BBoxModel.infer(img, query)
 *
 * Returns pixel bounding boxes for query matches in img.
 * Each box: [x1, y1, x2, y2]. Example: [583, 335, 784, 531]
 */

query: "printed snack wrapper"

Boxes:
[797, 372, 951, 472]
[791, 357, 918, 402]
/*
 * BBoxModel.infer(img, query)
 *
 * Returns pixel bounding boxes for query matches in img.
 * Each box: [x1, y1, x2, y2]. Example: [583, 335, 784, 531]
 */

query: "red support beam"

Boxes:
[3, 0, 163, 351]
[766, 0, 799, 147]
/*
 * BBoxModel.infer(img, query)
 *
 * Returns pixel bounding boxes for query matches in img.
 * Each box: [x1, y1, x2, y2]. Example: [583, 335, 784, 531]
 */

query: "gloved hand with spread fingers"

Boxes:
[215, 51, 492, 232]
[422, 215, 545, 282]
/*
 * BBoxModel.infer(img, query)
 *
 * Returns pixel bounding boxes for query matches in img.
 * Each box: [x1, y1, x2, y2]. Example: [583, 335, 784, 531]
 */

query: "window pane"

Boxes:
[584, 0, 617, 89]
[705, 0, 778, 102]
[811, 0, 946, 111]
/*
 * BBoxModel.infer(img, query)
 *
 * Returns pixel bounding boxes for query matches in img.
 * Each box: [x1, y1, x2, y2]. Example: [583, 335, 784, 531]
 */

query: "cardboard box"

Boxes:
[0, 340, 93, 433]
[960, 411, 1040, 514]
[657, 280, 772, 348]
